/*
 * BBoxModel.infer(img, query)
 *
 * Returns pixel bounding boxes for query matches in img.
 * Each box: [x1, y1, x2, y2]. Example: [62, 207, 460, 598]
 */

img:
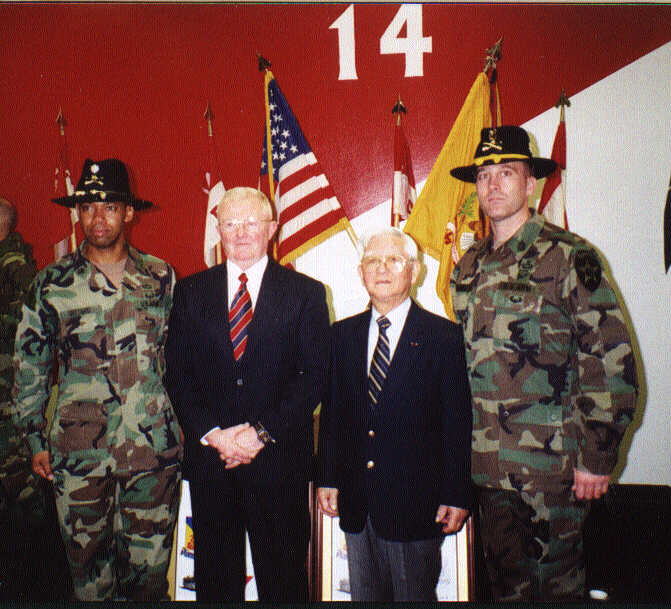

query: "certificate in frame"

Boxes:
[317, 512, 473, 601]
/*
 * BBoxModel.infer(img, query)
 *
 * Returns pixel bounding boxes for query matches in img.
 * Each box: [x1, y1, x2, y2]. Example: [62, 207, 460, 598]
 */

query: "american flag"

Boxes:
[260, 72, 352, 266]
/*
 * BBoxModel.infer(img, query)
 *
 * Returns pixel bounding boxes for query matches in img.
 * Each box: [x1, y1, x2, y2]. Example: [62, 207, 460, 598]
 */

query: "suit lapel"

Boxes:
[353, 309, 372, 402]
[377, 301, 425, 403]
[242, 260, 285, 362]
[204, 264, 234, 360]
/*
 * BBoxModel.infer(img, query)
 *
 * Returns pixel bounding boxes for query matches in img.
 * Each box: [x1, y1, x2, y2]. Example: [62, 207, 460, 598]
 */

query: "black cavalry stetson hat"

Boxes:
[52, 158, 153, 210]
[450, 125, 557, 183]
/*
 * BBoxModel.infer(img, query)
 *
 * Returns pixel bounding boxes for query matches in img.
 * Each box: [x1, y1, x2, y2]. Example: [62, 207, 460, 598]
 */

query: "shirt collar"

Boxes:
[227, 255, 268, 284]
[371, 296, 412, 327]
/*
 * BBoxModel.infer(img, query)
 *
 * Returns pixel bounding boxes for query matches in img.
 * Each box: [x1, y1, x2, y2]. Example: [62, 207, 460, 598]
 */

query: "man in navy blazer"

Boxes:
[164, 187, 329, 602]
[317, 227, 472, 601]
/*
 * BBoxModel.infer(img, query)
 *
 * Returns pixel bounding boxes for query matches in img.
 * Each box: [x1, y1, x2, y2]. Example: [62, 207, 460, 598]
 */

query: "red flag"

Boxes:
[538, 117, 568, 229]
[202, 174, 225, 268]
[260, 70, 354, 266]
[392, 121, 416, 224]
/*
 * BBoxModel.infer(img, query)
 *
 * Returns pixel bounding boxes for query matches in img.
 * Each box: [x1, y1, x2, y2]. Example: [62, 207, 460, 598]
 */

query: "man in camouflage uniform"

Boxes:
[449, 126, 638, 601]
[0, 198, 39, 513]
[0, 198, 47, 596]
[12, 159, 182, 600]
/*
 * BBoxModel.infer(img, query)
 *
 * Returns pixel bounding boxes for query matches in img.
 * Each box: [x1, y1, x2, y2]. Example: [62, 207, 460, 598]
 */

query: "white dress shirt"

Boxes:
[226, 255, 268, 310]
[366, 298, 412, 372]
[201, 255, 269, 445]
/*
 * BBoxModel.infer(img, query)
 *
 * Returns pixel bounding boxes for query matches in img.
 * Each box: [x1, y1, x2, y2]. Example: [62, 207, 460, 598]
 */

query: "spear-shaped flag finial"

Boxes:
[204, 102, 214, 138]
[391, 94, 407, 116]
[257, 53, 272, 72]
[555, 89, 571, 122]
[56, 107, 66, 136]
[483, 37, 503, 74]
[556, 89, 571, 109]
[392, 94, 407, 127]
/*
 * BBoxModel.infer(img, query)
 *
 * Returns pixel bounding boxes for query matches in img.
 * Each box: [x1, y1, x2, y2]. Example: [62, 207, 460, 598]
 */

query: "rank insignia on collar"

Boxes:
[575, 249, 602, 291]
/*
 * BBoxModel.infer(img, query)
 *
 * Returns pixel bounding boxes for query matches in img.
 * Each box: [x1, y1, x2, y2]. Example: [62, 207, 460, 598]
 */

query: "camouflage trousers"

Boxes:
[53, 462, 180, 600]
[476, 481, 589, 601]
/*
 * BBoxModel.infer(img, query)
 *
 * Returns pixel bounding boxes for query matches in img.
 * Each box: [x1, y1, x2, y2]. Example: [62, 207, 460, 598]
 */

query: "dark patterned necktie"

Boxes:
[368, 315, 391, 407]
[229, 273, 252, 360]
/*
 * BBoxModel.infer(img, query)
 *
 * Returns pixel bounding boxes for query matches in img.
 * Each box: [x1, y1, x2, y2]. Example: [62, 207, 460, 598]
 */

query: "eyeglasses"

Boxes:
[361, 255, 410, 273]
[219, 218, 271, 233]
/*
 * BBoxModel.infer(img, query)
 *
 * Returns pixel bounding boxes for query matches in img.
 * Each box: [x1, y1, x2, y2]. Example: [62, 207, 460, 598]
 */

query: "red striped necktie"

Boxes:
[229, 272, 253, 360]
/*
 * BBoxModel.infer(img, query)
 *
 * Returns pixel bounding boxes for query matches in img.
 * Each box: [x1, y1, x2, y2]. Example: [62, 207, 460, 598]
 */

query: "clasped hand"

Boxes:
[204, 423, 264, 469]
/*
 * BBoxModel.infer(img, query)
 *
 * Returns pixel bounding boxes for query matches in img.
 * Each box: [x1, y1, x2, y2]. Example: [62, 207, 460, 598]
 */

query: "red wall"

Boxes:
[2, 3, 670, 277]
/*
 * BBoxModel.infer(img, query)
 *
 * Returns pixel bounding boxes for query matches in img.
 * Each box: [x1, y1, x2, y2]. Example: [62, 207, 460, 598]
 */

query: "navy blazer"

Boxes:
[317, 301, 472, 542]
[164, 260, 330, 488]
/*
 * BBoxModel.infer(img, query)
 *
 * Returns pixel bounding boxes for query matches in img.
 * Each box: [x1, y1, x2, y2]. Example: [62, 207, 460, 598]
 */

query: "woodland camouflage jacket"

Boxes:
[0, 232, 36, 404]
[451, 212, 638, 490]
[12, 242, 181, 474]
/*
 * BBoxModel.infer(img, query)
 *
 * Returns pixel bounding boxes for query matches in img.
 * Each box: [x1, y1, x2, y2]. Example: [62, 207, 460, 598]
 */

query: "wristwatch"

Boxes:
[254, 421, 276, 445]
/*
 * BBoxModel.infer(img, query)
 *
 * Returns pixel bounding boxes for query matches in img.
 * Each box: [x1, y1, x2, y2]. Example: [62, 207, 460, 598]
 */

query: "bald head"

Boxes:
[0, 198, 17, 240]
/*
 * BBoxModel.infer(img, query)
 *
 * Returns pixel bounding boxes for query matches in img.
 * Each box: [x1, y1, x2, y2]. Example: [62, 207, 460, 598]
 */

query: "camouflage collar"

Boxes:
[504, 211, 545, 262]
[475, 210, 545, 261]
[0, 231, 29, 255]
[74, 240, 147, 276]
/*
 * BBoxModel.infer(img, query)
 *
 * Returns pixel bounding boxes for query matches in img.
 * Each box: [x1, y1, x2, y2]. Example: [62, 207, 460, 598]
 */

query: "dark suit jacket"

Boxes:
[164, 260, 330, 488]
[317, 300, 472, 542]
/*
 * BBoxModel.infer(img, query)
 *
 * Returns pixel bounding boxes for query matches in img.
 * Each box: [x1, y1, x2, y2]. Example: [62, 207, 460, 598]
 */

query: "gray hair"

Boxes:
[0, 198, 17, 233]
[216, 187, 274, 221]
[359, 227, 418, 260]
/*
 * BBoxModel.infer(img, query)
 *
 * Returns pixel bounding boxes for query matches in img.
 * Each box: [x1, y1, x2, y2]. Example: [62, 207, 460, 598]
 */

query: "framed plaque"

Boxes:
[317, 511, 473, 601]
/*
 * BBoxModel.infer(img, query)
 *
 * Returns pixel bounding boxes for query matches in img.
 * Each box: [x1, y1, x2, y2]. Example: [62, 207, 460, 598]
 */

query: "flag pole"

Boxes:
[204, 102, 222, 265]
[482, 38, 504, 236]
[258, 55, 276, 205]
[391, 95, 407, 228]
[56, 108, 77, 252]
[483, 38, 503, 127]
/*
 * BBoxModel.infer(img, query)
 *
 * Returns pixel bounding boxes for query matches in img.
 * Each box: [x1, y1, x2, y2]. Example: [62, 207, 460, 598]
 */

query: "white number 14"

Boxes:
[329, 4, 432, 81]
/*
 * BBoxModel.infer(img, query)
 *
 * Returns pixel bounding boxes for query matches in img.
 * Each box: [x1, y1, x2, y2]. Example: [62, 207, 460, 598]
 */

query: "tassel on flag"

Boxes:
[538, 91, 570, 229]
[53, 108, 77, 260]
[391, 97, 416, 227]
[202, 103, 225, 268]
[259, 60, 356, 266]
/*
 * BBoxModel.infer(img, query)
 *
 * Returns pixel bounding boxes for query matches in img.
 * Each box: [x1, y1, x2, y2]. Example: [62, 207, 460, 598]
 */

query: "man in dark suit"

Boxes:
[317, 227, 472, 601]
[164, 187, 329, 602]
